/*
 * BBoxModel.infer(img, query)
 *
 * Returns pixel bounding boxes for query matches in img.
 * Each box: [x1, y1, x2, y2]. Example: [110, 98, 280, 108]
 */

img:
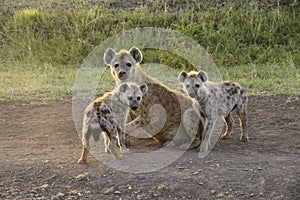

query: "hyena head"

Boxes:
[179, 70, 208, 98]
[117, 82, 148, 110]
[104, 46, 143, 81]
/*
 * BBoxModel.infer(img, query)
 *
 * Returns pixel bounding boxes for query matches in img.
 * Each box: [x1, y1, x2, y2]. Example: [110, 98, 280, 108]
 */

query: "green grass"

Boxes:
[0, 0, 299, 101]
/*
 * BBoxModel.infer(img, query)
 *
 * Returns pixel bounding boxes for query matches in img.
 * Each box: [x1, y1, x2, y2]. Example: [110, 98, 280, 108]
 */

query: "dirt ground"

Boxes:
[0, 94, 299, 200]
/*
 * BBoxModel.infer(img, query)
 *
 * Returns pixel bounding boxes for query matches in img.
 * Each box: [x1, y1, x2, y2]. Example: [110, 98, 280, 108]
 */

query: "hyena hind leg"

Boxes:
[102, 131, 110, 153]
[78, 126, 92, 164]
[236, 106, 248, 142]
[219, 114, 233, 140]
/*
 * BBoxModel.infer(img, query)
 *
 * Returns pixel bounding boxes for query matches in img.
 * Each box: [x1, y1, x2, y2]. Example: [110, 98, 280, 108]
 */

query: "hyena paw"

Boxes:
[77, 158, 87, 164]
[199, 142, 209, 152]
[240, 135, 249, 142]
[179, 142, 191, 150]
[189, 140, 201, 149]
[219, 133, 228, 140]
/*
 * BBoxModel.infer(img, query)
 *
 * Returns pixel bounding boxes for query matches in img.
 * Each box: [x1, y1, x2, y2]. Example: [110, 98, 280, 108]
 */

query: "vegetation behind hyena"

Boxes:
[103, 46, 203, 150]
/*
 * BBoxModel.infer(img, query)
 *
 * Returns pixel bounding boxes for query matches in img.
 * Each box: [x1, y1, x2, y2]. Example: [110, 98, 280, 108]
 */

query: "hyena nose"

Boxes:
[118, 71, 126, 77]
[189, 93, 196, 98]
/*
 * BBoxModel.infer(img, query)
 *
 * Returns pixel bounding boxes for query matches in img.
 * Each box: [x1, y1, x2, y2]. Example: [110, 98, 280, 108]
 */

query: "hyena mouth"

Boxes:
[118, 74, 128, 80]
[130, 106, 138, 110]
[189, 93, 196, 98]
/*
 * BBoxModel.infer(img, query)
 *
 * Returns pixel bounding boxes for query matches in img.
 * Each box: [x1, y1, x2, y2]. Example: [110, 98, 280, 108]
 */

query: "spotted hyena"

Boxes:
[103, 47, 203, 150]
[179, 70, 248, 151]
[78, 82, 148, 163]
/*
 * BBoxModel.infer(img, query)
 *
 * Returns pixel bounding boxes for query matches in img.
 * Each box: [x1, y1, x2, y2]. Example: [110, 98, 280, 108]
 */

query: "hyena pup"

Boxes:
[103, 47, 203, 150]
[78, 82, 148, 163]
[179, 70, 248, 151]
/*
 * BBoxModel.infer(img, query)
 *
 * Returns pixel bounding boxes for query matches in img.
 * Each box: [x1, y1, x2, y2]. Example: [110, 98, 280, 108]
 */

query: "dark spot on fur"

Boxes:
[200, 111, 205, 119]
[237, 86, 240, 90]
[224, 82, 231, 86]
[231, 104, 237, 112]
[232, 83, 236, 87]
[227, 96, 230, 100]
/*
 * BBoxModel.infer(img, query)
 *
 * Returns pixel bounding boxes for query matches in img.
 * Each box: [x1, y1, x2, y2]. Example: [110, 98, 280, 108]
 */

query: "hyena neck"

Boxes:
[196, 83, 210, 104]
[109, 93, 129, 112]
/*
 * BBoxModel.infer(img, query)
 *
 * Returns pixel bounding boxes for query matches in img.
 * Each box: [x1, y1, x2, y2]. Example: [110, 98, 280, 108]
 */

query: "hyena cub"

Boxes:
[179, 70, 248, 151]
[78, 82, 148, 163]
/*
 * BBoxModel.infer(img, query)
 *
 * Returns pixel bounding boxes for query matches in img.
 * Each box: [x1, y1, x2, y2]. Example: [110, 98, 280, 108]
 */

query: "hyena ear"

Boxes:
[139, 83, 148, 95]
[129, 46, 143, 63]
[179, 71, 188, 83]
[119, 83, 129, 93]
[104, 48, 116, 66]
[198, 70, 208, 82]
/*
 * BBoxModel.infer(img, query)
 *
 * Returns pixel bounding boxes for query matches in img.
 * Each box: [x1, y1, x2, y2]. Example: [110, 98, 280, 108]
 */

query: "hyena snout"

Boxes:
[118, 70, 127, 79]
[189, 92, 196, 98]
[130, 101, 139, 110]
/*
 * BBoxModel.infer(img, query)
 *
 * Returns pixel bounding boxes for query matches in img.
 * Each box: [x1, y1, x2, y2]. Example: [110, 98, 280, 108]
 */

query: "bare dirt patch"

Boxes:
[0, 95, 299, 199]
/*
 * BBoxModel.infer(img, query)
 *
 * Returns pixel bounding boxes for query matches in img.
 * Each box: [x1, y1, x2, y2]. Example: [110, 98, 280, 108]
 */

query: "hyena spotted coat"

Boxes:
[179, 70, 248, 151]
[103, 47, 203, 150]
[78, 82, 148, 163]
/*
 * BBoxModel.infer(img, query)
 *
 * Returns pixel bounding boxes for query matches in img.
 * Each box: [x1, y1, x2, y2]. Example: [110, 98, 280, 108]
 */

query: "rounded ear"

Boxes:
[198, 70, 208, 82]
[129, 46, 143, 63]
[104, 48, 116, 66]
[179, 71, 188, 83]
[139, 83, 148, 95]
[119, 83, 129, 93]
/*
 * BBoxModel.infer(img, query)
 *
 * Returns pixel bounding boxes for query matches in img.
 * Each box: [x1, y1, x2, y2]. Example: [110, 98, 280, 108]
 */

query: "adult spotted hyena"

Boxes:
[103, 46, 203, 149]
[179, 70, 248, 151]
[78, 82, 148, 163]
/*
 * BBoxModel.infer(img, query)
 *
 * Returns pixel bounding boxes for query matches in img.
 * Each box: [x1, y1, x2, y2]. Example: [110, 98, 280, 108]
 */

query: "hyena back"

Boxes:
[78, 82, 148, 163]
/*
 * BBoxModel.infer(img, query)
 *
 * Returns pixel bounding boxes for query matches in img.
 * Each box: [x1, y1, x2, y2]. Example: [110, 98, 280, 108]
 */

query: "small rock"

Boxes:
[225, 191, 230, 195]
[76, 173, 88, 181]
[210, 190, 216, 195]
[56, 192, 64, 198]
[26, 193, 35, 198]
[249, 193, 255, 198]
[216, 164, 220, 167]
[177, 166, 185, 170]
[192, 169, 203, 175]
[216, 193, 223, 198]
[157, 184, 166, 191]
[40, 184, 50, 189]
[137, 194, 144, 200]
[128, 185, 132, 190]
[259, 192, 264, 196]
[257, 166, 263, 171]
[198, 182, 204, 186]
[104, 187, 114, 195]
[51, 196, 59, 200]
[115, 191, 121, 194]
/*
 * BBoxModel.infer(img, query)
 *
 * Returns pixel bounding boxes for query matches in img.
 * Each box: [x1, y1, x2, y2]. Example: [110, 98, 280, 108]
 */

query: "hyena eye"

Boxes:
[137, 96, 141, 101]
[126, 62, 132, 67]
[186, 84, 190, 88]
[114, 63, 119, 68]
[195, 84, 200, 88]
[128, 96, 133, 101]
